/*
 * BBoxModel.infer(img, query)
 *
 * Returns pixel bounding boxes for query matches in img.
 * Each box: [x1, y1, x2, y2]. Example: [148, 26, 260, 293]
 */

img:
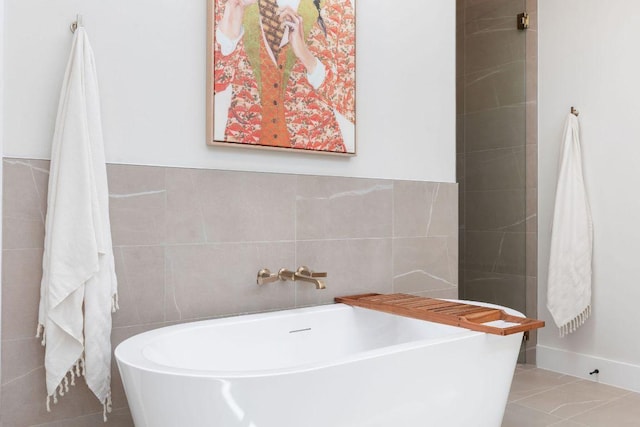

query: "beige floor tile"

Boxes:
[569, 393, 640, 427]
[503, 367, 639, 426]
[508, 368, 580, 402]
[502, 403, 563, 427]
[547, 420, 588, 427]
[517, 363, 539, 371]
[516, 380, 628, 419]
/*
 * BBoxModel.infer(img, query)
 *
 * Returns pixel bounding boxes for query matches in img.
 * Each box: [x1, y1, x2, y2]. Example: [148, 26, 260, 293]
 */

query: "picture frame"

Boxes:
[206, 0, 356, 155]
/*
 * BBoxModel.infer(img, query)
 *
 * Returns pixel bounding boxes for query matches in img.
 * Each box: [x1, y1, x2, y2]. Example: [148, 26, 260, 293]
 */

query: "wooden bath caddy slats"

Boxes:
[335, 293, 545, 336]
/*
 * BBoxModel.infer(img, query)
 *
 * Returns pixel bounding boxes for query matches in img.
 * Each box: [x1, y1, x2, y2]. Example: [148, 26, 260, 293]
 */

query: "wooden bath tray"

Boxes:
[335, 293, 544, 336]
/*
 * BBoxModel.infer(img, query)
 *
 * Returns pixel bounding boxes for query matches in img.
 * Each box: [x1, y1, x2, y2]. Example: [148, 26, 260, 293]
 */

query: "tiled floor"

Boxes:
[502, 365, 640, 426]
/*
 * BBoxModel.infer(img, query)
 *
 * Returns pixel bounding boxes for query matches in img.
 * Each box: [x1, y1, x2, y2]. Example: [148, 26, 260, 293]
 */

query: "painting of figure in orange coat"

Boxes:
[208, 0, 356, 154]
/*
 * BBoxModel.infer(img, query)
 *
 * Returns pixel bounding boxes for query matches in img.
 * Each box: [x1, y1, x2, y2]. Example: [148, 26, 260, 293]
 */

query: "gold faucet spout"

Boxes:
[278, 267, 327, 289]
[294, 273, 326, 290]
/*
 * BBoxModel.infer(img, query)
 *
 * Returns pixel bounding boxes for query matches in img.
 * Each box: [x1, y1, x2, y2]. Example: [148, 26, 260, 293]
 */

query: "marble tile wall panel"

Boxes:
[2, 248, 44, 342]
[456, 0, 465, 96]
[393, 237, 457, 295]
[464, 105, 526, 152]
[1, 337, 42, 387]
[525, 275, 538, 357]
[462, 269, 527, 315]
[426, 183, 458, 238]
[526, 231, 537, 279]
[393, 181, 457, 238]
[465, 147, 526, 192]
[526, 145, 537, 192]
[465, 231, 526, 276]
[457, 154, 465, 220]
[108, 165, 166, 247]
[465, 189, 526, 232]
[525, 0, 538, 353]
[296, 175, 393, 240]
[392, 181, 458, 296]
[295, 239, 393, 307]
[1, 361, 103, 427]
[164, 242, 296, 321]
[458, 232, 466, 286]
[526, 155, 537, 236]
[196, 169, 297, 243]
[164, 167, 207, 244]
[465, 0, 525, 22]
[2, 158, 458, 426]
[112, 246, 166, 328]
[526, 60, 538, 152]
[458, 0, 537, 361]
[456, 115, 465, 154]
[464, 62, 526, 114]
[414, 288, 458, 300]
[464, 20, 526, 75]
[393, 180, 432, 237]
[457, 0, 466, 293]
[2, 159, 48, 250]
[1, 321, 162, 426]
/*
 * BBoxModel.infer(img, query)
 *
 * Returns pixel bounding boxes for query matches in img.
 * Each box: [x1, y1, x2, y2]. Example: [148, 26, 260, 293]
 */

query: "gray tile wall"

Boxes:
[524, 0, 538, 363]
[457, 0, 538, 362]
[1, 158, 458, 426]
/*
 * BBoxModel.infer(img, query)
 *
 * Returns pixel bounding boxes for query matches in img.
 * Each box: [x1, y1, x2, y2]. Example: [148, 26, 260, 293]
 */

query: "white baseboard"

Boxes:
[537, 345, 640, 393]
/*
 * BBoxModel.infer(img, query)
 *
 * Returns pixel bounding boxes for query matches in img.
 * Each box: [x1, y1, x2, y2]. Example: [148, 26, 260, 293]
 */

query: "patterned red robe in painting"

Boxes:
[213, 0, 355, 152]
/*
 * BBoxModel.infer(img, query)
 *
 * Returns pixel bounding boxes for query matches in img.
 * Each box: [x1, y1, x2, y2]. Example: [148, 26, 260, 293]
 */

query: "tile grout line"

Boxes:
[559, 391, 637, 423]
[508, 368, 638, 423]
[508, 375, 584, 404]
[391, 181, 395, 293]
[547, 417, 588, 427]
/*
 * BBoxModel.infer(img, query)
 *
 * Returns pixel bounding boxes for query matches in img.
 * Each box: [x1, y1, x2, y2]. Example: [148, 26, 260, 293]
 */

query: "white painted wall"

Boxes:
[3, 0, 455, 183]
[539, 0, 640, 391]
[0, 0, 4, 396]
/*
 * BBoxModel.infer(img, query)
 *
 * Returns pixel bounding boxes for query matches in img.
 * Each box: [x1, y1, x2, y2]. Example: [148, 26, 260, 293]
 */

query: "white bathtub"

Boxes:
[115, 301, 523, 427]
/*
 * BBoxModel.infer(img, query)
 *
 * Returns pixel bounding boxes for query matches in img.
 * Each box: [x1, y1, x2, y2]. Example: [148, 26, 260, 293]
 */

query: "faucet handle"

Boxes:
[257, 268, 280, 285]
[296, 266, 327, 278]
[278, 268, 297, 281]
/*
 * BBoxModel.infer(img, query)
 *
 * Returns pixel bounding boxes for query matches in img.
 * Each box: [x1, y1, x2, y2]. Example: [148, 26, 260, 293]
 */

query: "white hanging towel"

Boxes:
[37, 25, 118, 421]
[547, 113, 593, 337]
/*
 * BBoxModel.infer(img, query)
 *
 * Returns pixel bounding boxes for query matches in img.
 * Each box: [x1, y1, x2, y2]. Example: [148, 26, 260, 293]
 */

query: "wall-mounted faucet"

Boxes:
[297, 266, 327, 290]
[279, 266, 327, 290]
[257, 266, 327, 289]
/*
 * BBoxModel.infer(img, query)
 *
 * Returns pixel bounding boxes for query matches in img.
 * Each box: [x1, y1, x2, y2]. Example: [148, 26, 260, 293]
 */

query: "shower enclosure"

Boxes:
[457, 0, 537, 362]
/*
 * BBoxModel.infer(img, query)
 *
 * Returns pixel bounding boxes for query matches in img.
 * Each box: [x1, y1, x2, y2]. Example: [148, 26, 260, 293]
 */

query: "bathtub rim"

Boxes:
[115, 300, 523, 379]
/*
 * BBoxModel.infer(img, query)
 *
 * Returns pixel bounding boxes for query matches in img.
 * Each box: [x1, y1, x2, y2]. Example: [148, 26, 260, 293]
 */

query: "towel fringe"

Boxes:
[45, 356, 85, 412]
[36, 323, 46, 346]
[102, 393, 113, 422]
[112, 292, 120, 313]
[559, 305, 591, 337]
[74, 358, 82, 377]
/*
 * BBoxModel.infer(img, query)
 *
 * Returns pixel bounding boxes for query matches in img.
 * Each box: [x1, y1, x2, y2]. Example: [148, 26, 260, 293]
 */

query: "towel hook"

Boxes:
[571, 106, 579, 117]
[70, 14, 83, 34]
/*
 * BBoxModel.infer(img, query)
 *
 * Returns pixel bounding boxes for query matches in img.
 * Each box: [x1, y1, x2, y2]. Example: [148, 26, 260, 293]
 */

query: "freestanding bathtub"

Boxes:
[115, 301, 523, 427]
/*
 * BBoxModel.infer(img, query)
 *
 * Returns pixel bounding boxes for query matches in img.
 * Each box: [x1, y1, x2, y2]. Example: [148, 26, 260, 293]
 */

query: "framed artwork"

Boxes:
[207, 0, 356, 155]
